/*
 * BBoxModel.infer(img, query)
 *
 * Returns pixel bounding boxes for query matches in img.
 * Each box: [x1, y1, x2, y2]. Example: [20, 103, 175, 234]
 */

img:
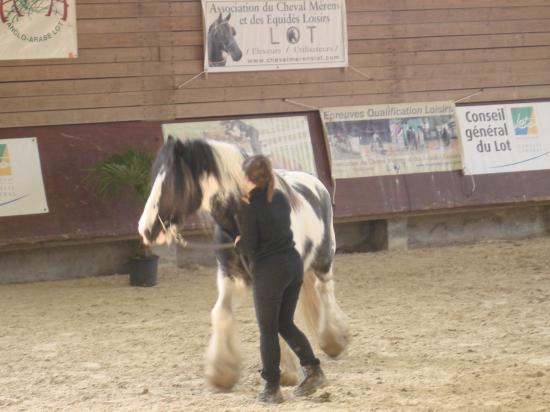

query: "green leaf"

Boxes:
[86, 149, 154, 204]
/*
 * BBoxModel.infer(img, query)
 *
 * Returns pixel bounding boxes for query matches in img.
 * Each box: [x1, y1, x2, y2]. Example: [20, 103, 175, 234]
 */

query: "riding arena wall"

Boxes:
[2, 0, 550, 282]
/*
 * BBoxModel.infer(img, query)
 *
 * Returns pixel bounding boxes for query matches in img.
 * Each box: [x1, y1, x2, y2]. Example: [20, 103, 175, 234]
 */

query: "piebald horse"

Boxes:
[138, 137, 349, 390]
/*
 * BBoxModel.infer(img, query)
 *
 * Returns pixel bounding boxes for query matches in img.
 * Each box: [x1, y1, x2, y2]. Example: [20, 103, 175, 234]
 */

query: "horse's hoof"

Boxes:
[280, 371, 299, 387]
[320, 329, 350, 358]
[207, 373, 239, 391]
[205, 363, 240, 391]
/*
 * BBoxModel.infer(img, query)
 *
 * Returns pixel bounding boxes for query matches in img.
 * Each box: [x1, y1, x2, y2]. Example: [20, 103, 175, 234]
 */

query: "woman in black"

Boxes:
[235, 155, 326, 403]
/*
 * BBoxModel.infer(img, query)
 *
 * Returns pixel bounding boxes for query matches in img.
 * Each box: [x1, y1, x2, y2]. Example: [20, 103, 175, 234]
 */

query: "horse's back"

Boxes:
[275, 170, 331, 202]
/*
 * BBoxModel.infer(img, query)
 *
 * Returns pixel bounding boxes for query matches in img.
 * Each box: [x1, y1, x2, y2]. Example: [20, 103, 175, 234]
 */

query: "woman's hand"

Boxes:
[234, 235, 241, 246]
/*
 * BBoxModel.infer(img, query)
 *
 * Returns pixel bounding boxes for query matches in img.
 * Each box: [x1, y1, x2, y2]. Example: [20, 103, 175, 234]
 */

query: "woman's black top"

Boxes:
[235, 186, 295, 261]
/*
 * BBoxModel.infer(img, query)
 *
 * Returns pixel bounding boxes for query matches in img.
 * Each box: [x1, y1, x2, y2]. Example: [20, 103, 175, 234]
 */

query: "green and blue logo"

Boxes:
[0, 144, 12, 176]
[511, 106, 538, 136]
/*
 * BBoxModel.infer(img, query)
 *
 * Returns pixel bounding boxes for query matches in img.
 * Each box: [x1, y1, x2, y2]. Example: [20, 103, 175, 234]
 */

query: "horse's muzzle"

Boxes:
[233, 49, 242, 61]
[142, 228, 153, 245]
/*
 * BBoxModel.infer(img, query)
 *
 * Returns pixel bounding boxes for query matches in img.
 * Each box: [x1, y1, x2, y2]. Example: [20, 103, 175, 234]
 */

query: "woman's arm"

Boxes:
[235, 203, 258, 256]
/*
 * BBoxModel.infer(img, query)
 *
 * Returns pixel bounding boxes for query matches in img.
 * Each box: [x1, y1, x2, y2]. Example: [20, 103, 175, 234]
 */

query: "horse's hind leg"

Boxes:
[315, 264, 350, 357]
[205, 268, 245, 391]
[300, 266, 349, 358]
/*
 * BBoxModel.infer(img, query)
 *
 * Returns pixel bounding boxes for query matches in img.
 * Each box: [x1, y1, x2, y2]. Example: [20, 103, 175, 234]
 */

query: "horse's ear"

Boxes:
[217, 13, 222, 22]
[225, 13, 231, 21]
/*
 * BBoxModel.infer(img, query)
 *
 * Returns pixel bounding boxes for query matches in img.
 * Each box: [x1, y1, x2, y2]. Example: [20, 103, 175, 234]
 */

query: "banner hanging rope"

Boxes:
[176, 71, 205, 89]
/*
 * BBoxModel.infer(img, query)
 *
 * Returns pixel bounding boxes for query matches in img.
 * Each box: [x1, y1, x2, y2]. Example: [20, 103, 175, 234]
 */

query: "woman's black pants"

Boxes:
[252, 249, 320, 385]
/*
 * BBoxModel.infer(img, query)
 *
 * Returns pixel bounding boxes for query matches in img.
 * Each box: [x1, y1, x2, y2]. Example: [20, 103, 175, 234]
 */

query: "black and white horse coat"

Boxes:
[138, 137, 349, 389]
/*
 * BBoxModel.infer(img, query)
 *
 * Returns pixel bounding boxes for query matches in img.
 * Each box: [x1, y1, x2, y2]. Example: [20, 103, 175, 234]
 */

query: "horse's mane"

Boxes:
[209, 140, 301, 211]
[205, 140, 247, 197]
[152, 137, 220, 182]
[154, 137, 301, 212]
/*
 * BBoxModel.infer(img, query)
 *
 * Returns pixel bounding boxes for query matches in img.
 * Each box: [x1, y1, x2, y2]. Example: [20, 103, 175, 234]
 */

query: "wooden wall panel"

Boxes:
[2, 1, 550, 128]
[0, 124, 163, 247]
[2, 1, 550, 234]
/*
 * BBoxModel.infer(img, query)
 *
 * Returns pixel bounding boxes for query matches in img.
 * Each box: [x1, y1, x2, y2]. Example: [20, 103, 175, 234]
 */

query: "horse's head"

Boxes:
[138, 137, 222, 245]
[208, 13, 242, 64]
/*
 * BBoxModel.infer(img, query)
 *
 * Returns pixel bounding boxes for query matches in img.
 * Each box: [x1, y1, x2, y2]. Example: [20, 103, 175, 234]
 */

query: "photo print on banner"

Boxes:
[202, 0, 347, 72]
[321, 102, 462, 178]
[0, 0, 77, 60]
[162, 116, 317, 176]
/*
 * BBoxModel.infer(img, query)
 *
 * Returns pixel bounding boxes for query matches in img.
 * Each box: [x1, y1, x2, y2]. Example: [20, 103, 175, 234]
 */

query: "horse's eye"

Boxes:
[232, 27, 236, 36]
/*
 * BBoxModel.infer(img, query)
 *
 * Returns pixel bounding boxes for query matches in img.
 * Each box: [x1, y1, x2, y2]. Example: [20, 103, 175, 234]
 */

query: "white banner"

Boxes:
[456, 102, 550, 175]
[163, 116, 317, 175]
[0, 138, 49, 217]
[202, 0, 347, 72]
[321, 102, 462, 178]
[0, 0, 77, 60]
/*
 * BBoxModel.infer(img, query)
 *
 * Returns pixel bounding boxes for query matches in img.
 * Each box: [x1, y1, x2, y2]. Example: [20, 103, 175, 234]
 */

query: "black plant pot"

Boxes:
[129, 255, 159, 287]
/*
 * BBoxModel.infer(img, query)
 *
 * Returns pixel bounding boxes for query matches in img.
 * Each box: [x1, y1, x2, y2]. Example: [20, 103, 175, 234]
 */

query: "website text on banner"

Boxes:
[0, 138, 49, 217]
[456, 102, 550, 175]
[202, 0, 347, 72]
[321, 102, 461, 179]
[162, 116, 317, 175]
[0, 0, 77, 60]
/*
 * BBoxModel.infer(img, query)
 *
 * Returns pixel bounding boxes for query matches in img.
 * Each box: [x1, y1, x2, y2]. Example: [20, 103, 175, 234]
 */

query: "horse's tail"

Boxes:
[297, 269, 321, 342]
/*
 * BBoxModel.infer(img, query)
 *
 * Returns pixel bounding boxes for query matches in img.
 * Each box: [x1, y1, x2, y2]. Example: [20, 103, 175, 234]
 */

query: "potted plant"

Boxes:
[87, 149, 159, 287]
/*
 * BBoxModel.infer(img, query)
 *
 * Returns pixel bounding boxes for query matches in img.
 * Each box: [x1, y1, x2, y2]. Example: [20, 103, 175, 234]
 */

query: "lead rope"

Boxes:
[156, 214, 253, 277]
[232, 214, 253, 278]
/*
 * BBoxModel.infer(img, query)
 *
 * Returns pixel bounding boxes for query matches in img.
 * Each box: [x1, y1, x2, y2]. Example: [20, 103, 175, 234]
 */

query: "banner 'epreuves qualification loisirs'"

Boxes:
[321, 102, 462, 178]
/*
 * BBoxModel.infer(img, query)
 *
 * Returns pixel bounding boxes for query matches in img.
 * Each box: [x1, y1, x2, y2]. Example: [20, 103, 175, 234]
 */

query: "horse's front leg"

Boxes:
[279, 337, 300, 386]
[205, 268, 246, 391]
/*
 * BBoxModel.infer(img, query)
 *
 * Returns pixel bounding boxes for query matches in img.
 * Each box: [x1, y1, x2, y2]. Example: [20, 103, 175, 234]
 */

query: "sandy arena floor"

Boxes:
[1, 237, 550, 411]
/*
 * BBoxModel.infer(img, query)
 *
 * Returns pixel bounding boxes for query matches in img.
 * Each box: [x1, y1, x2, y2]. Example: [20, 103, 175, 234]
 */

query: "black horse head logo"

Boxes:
[287, 27, 300, 44]
[208, 13, 242, 67]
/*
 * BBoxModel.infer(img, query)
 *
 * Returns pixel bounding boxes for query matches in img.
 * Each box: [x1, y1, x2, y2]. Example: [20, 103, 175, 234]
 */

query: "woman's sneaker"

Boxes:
[294, 364, 327, 396]
[257, 382, 284, 404]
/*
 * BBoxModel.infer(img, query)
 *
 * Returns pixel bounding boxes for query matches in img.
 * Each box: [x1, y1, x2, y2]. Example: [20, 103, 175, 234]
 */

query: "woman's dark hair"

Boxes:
[242, 155, 275, 202]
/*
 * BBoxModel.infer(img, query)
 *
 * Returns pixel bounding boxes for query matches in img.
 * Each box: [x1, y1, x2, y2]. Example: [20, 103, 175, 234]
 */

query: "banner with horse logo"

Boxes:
[321, 102, 462, 178]
[0, 138, 48, 217]
[456, 102, 550, 175]
[201, 0, 347, 72]
[162, 115, 317, 175]
[0, 0, 77, 60]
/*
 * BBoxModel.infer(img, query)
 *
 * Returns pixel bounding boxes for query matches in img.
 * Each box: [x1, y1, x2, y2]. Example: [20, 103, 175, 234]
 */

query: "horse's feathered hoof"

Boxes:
[205, 361, 240, 391]
[206, 372, 239, 391]
[320, 325, 350, 358]
[280, 371, 299, 386]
